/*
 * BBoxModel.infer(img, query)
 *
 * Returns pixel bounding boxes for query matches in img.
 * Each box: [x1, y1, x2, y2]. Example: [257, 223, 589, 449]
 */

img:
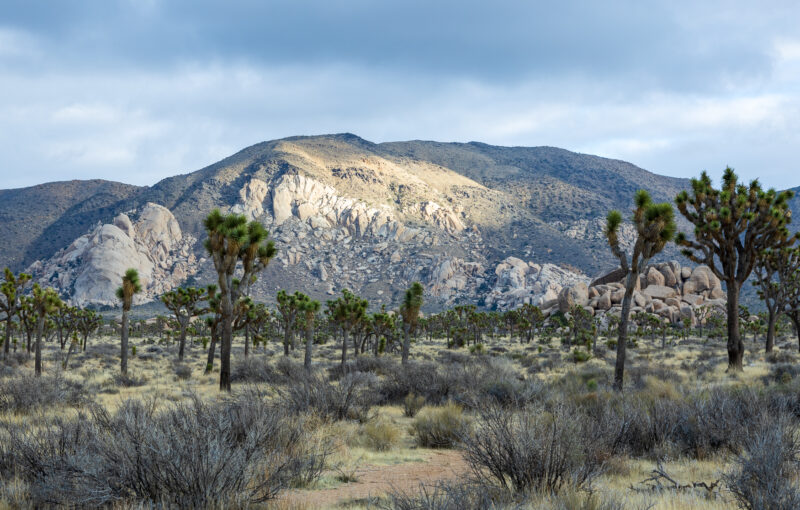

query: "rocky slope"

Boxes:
[6, 133, 795, 311]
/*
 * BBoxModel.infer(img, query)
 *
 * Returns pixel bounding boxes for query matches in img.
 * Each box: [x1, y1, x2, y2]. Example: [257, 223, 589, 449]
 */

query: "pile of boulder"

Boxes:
[548, 261, 726, 326]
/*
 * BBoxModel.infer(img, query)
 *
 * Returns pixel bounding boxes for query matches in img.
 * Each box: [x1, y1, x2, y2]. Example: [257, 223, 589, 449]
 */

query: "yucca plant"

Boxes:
[116, 268, 142, 375]
[606, 189, 675, 390]
[675, 168, 794, 370]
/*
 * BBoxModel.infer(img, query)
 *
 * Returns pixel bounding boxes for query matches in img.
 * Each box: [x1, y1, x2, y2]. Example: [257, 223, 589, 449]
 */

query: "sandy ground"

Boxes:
[280, 450, 468, 508]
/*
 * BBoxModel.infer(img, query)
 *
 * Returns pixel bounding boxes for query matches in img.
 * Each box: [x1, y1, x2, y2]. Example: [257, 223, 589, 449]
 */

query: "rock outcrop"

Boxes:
[28, 203, 198, 307]
[483, 257, 591, 311]
[554, 261, 725, 326]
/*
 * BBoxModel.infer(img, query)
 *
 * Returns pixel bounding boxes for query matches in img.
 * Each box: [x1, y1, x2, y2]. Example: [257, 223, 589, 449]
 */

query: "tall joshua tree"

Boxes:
[400, 282, 424, 366]
[161, 286, 209, 360]
[0, 268, 31, 358]
[116, 268, 142, 375]
[327, 289, 368, 368]
[299, 295, 321, 370]
[606, 190, 675, 391]
[676, 168, 794, 370]
[31, 284, 62, 376]
[753, 243, 800, 353]
[204, 209, 275, 391]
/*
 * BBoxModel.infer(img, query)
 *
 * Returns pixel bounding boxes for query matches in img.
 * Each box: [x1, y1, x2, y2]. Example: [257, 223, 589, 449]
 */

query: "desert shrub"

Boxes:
[277, 371, 377, 422]
[173, 363, 192, 380]
[534, 489, 627, 510]
[572, 348, 591, 363]
[766, 363, 800, 385]
[410, 402, 471, 448]
[723, 417, 800, 510]
[379, 361, 459, 405]
[767, 350, 797, 364]
[403, 392, 426, 417]
[460, 403, 605, 494]
[0, 395, 328, 508]
[1, 351, 30, 368]
[231, 356, 281, 384]
[0, 374, 87, 414]
[113, 371, 147, 387]
[381, 481, 501, 510]
[362, 417, 400, 451]
[275, 356, 306, 381]
[469, 343, 485, 355]
[328, 356, 395, 380]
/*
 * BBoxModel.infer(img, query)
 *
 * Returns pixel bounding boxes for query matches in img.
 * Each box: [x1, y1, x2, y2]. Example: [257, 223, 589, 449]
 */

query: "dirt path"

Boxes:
[280, 450, 469, 508]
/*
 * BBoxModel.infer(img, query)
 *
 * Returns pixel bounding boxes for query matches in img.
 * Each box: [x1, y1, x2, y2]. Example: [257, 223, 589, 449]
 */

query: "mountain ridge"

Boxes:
[3, 134, 796, 312]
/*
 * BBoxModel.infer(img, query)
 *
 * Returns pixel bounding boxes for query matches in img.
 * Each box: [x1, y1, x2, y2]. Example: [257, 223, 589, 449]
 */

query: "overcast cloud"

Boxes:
[1, 0, 799, 189]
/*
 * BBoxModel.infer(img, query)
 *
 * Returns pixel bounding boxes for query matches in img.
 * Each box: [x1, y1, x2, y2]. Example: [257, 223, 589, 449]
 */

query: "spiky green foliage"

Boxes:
[326, 289, 368, 367]
[298, 296, 321, 370]
[117, 268, 142, 376]
[400, 282, 424, 365]
[675, 168, 795, 370]
[276, 290, 309, 357]
[605, 189, 675, 390]
[370, 305, 396, 356]
[161, 287, 211, 360]
[204, 209, 276, 391]
[116, 269, 142, 312]
[0, 268, 31, 358]
[74, 308, 102, 351]
[754, 243, 800, 353]
[31, 283, 62, 375]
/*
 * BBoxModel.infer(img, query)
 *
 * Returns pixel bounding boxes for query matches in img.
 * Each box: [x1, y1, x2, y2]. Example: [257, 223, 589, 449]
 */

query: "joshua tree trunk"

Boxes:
[304, 326, 313, 371]
[178, 318, 188, 361]
[402, 325, 410, 365]
[613, 272, 636, 391]
[3, 317, 11, 358]
[35, 316, 44, 376]
[244, 326, 250, 358]
[120, 310, 129, 375]
[726, 281, 743, 371]
[205, 325, 218, 374]
[765, 307, 778, 354]
[790, 311, 800, 353]
[63, 340, 76, 369]
[283, 326, 291, 356]
[341, 329, 349, 367]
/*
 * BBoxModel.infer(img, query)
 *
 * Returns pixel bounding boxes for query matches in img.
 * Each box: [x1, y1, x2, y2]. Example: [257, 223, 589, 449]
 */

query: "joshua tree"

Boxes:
[161, 286, 210, 360]
[327, 289, 368, 367]
[675, 168, 794, 370]
[518, 304, 544, 343]
[753, 243, 800, 353]
[0, 268, 31, 358]
[399, 282, 424, 365]
[276, 290, 304, 356]
[299, 296, 321, 370]
[116, 268, 142, 375]
[371, 305, 396, 356]
[204, 209, 275, 391]
[31, 284, 62, 375]
[75, 308, 102, 351]
[18, 296, 36, 353]
[204, 284, 221, 374]
[606, 189, 676, 391]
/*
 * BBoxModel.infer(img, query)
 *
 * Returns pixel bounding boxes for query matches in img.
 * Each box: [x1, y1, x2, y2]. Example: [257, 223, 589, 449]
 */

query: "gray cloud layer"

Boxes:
[1, 0, 799, 189]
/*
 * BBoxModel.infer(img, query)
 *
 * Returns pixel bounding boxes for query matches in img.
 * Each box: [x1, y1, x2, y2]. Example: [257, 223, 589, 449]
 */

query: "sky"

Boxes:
[1, 0, 800, 190]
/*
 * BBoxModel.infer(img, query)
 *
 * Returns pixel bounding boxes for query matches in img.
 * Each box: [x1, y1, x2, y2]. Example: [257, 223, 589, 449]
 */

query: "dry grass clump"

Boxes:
[410, 402, 471, 448]
[362, 417, 401, 451]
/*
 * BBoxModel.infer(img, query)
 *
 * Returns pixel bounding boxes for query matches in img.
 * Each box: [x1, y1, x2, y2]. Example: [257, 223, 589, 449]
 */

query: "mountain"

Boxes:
[5, 133, 791, 312]
[0, 180, 141, 271]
